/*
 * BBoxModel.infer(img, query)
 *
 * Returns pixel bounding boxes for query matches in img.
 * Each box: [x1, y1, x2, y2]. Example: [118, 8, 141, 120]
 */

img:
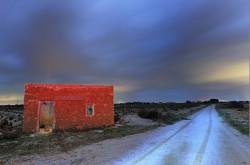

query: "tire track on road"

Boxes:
[193, 108, 212, 165]
[132, 107, 208, 165]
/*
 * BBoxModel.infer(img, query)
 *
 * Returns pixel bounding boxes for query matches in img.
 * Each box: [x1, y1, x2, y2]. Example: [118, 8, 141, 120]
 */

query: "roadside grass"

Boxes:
[215, 107, 249, 135]
[0, 124, 160, 161]
[138, 106, 205, 125]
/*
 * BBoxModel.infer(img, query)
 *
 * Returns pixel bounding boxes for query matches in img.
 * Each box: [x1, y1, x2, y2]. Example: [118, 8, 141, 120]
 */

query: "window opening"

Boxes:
[86, 104, 94, 116]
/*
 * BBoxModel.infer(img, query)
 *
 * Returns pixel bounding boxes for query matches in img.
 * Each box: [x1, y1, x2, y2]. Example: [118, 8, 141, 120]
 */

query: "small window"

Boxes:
[86, 104, 94, 116]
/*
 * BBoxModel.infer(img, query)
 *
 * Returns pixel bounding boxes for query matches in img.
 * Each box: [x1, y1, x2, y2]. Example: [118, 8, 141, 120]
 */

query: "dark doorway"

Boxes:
[39, 101, 54, 133]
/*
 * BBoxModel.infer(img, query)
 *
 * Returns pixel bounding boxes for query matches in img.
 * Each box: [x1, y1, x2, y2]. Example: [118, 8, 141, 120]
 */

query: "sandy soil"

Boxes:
[8, 105, 249, 165]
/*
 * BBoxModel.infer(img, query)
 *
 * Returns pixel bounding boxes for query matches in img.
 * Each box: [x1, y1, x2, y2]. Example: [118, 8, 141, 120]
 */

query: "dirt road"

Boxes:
[9, 105, 249, 165]
[118, 105, 249, 165]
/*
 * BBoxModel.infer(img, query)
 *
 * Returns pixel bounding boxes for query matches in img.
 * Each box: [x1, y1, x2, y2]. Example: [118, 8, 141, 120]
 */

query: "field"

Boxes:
[0, 102, 205, 162]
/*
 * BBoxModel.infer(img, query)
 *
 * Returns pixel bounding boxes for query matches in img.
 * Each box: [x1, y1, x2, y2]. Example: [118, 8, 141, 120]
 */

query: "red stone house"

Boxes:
[22, 84, 114, 133]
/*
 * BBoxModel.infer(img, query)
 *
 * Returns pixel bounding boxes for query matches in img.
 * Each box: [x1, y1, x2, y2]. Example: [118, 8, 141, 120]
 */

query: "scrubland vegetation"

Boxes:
[216, 101, 249, 135]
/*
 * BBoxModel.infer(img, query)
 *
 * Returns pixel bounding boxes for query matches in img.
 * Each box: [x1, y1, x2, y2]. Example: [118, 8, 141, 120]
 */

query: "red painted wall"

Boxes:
[22, 84, 114, 133]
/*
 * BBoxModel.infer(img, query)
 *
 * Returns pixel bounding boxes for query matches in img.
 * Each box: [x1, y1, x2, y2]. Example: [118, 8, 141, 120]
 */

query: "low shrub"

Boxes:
[138, 106, 203, 125]
[138, 110, 186, 124]
[137, 110, 162, 121]
[161, 113, 184, 124]
[228, 101, 244, 109]
[114, 113, 121, 122]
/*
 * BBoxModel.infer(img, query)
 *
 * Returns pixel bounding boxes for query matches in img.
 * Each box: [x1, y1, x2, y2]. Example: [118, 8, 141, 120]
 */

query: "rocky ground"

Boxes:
[0, 105, 23, 139]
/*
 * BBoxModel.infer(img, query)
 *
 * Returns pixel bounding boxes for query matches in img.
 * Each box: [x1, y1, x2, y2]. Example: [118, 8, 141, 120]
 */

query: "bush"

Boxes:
[138, 110, 187, 124]
[228, 101, 244, 109]
[210, 98, 219, 103]
[161, 113, 183, 124]
[114, 113, 121, 122]
[137, 110, 162, 121]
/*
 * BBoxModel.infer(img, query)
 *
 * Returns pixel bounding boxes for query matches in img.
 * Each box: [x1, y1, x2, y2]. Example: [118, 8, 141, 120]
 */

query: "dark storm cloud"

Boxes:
[1, 2, 95, 76]
[0, 0, 249, 104]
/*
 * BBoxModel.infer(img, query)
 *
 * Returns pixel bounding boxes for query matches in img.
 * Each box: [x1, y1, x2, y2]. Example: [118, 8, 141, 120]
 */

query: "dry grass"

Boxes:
[216, 105, 249, 135]
[0, 124, 160, 161]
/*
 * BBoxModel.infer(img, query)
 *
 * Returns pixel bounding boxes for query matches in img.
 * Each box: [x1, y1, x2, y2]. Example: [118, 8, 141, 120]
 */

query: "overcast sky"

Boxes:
[0, 0, 249, 104]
